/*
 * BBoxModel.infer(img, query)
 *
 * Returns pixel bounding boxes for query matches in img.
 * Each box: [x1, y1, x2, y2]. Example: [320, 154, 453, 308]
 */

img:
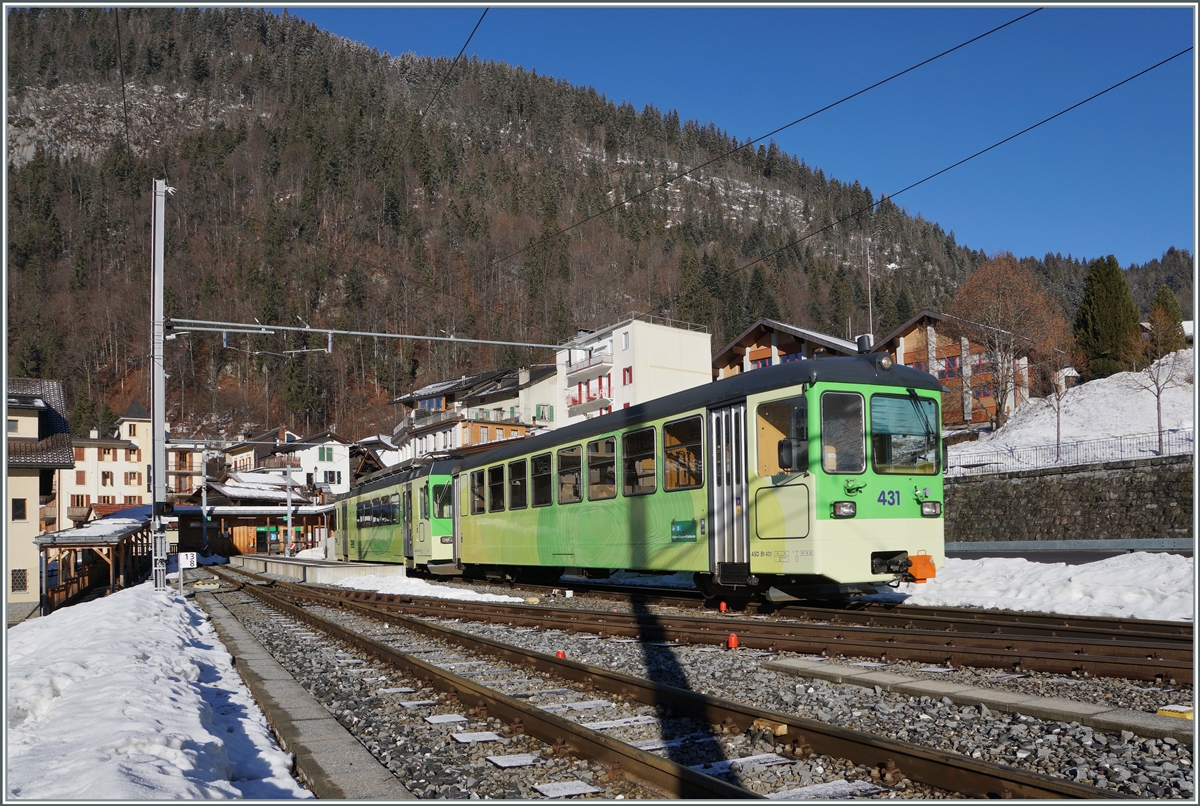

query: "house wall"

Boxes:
[628, 319, 712, 407]
[558, 318, 711, 426]
[7, 468, 42, 623]
[8, 409, 38, 438]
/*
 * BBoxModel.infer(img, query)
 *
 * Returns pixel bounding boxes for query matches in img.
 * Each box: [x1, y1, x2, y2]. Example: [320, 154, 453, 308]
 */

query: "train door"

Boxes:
[708, 403, 750, 585]
[402, 485, 414, 559]
[339, 503, 349, 560]
[418, 482, 430, 549]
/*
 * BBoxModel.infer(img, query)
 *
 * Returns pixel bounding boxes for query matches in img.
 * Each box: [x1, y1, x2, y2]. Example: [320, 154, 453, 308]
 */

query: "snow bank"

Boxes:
[869, 553, 1194, 622]
[955, 348, 1194, 453]
[5, 583, 311, 799]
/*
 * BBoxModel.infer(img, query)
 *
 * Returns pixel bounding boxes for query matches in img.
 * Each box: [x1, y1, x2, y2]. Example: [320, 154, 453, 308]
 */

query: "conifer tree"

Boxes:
[1074, 255, 1140, 379]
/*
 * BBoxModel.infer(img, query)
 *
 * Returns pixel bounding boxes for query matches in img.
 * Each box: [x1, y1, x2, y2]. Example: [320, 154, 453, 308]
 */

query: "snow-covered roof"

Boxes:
[35, 517, 148, 547]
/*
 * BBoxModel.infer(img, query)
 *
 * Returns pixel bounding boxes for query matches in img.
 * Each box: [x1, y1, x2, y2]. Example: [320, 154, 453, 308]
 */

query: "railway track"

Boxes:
[210, 564, 1135, 798]
[272, 576, 1192, 683]
[471, 578, 1194, 644]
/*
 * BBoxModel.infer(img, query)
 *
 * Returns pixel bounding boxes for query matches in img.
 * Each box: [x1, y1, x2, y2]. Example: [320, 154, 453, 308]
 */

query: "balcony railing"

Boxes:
[565, 351, 614, 380]
[566, 390, 611, 414]
[947, 428, 1193, 477]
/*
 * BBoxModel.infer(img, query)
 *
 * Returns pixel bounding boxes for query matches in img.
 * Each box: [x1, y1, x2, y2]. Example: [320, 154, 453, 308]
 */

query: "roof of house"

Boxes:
[389, 367, 512, 406]
[268, 430, 352, 454]
[712, 318, 858, 369]
[118, 398, 150, 421]
[203, 471, 313, 504]
[6, 378, 74, 468]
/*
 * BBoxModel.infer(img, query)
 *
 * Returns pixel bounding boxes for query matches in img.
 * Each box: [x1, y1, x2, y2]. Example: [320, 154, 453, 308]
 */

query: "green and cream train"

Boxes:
[336, 351, 945, 601]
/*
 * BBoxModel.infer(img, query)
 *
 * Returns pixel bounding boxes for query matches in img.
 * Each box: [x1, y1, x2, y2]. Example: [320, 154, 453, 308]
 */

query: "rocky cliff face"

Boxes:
[8, 82, 252, 169]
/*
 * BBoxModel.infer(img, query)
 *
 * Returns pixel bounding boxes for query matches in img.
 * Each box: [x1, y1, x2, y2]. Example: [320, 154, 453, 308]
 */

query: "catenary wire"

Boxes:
[407, 8, 1043, 314]
[735, 45, 1195, 276]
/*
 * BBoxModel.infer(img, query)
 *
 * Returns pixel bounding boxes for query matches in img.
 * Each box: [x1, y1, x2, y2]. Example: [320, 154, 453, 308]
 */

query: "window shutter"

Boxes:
[548, 405, 554, 422]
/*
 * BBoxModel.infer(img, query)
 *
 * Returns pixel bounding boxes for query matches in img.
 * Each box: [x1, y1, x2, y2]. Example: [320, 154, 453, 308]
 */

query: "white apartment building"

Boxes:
[58, 400, 153, 522]
[221, 427, 351, 497]
[556, 313, 712, 426]
[391, 367, 558, 463]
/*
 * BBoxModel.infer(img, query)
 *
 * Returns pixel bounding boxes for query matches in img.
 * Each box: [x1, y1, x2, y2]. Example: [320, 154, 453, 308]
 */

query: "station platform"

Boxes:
[229, 554, 406, 585]
[194, 582, 415, 799]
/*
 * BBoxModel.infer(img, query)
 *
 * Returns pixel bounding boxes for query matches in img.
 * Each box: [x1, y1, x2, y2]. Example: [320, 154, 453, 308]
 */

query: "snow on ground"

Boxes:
[5, 569, 311, 800]
[865, 552, 1193, 622]
[5, 551, 1191, 798]
[953, 349, 1194, 455]
[333, 569, 525, 603]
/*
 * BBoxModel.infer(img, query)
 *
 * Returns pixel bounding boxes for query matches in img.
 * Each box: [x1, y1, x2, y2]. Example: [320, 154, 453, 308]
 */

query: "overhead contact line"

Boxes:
[407, 8, 1044, 318]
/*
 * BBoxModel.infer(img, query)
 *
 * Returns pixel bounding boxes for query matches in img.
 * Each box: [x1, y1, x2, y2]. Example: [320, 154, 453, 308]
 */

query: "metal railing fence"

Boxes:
[947, 428, 1193, 477]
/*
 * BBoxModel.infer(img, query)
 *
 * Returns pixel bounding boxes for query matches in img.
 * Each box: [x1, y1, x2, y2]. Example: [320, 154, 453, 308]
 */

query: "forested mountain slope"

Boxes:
[6, 8, 1191, 439]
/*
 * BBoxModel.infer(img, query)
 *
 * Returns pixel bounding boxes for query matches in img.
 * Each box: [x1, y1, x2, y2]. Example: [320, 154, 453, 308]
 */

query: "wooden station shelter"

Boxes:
[34, 514, 152, 615]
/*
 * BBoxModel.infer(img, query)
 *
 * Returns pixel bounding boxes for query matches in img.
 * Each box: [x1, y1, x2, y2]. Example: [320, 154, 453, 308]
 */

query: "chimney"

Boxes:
[89, 428, 98, 438]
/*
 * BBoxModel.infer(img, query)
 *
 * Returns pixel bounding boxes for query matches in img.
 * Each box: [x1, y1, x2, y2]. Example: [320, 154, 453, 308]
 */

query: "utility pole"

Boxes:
[151, 179, 173, 592]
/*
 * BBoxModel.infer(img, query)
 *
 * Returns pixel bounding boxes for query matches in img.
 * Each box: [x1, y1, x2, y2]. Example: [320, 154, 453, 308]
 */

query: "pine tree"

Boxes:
[676, 248, 714, 329]
[1074, 255, 1140, 379]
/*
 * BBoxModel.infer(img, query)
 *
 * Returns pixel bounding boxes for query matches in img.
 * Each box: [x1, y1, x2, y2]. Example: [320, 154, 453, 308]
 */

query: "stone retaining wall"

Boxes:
[945, 455, 1193, 544]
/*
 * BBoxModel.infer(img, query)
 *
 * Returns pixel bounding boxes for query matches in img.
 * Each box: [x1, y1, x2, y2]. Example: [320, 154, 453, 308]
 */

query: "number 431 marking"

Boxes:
[877, 490, 901, 506]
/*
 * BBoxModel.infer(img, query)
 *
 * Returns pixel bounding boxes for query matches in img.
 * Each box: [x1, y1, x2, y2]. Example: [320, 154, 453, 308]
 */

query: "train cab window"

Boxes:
[622, 427, 656, 496]
[432, 483, 453, 519]
[664, 417, 703, 491]
[531, 452, 553, 507]
[420, 483, 430, 520]
[820, 392, 865, 474]
[509, 460, 528, 509]
[871, 394, 940, 475]
[470, 470, 485, 514]
[757, 395, 808, 476]
[558, 446, 582, 504]
[587, 437, 617, 500]
[488, 466, 505, 512]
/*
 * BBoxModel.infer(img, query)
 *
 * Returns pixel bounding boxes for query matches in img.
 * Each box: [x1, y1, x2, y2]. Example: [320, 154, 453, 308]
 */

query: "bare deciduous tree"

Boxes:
[1128, 292, 1190, 455]
[1033, 314, 1082, 460]
[946, 253, 1062, 431]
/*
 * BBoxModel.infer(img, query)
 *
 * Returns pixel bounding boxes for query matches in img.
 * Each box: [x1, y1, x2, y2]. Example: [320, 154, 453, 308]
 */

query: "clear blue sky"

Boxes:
[283, 5, 1195, 268]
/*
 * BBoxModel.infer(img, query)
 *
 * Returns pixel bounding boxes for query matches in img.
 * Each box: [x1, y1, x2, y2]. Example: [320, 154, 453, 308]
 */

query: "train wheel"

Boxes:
[693, 572, 715, 599]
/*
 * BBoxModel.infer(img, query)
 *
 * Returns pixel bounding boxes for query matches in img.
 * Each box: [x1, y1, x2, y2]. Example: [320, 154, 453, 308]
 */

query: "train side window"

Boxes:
[531, 452, 553, 507]
[356, 501, 364, 528]
[757, 395, 807, 476]
[820, 391, 866, 474]
[432, 483, 453, 519]
[488, 465, 505, 513]
[470, 470, 485, 514]
[664, 416, 703, 491]
[622, 427, 656, 496]
[420, 483, 430, 520]
[587, 437, 617, 501]
[509, 460, 528, 509]
[558, 445, 582, 504]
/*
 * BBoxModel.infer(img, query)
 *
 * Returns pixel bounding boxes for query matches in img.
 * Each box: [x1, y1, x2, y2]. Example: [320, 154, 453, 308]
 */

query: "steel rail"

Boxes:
[221, 572, 751, 799]
[217, 569, 1129, 800]
[480, 580, 1194, 643]
[327, 590, 1191, 683]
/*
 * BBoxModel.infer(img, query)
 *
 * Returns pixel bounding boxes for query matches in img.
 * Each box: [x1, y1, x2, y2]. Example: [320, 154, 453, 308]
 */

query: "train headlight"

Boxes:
[440, 536, 453, 544]
[879, 355, 894, 370]
[832, 501, 856, 518]
[920, 501, 942, 517]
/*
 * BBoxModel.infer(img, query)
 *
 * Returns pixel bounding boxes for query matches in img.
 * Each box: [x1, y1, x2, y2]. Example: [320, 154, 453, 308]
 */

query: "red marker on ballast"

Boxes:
[555, 650, 566, 659]
[726, 633, 739, 650]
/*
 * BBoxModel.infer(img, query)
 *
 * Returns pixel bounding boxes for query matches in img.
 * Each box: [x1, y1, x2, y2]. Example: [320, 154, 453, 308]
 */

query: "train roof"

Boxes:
[453, 353, 943, 472]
